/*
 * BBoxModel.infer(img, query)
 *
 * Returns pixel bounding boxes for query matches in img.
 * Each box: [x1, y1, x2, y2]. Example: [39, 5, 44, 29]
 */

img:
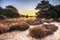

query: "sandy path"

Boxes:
[0, 22, 60, 40]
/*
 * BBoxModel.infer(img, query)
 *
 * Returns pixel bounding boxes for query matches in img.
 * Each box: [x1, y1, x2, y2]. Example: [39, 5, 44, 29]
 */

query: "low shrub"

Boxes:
[29, 26, 53, 39]
[10, 22, 30, 31]
[0, 26, 10, 34]
[9, 25, 17, 31]
[17, 22, 30, 31]
[42, 24, 58, 32]
[26, 20, 43, 25]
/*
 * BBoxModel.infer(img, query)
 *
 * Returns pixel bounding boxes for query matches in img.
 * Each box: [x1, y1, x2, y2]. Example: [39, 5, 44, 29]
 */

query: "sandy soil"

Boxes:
[0, 22, 60, 40]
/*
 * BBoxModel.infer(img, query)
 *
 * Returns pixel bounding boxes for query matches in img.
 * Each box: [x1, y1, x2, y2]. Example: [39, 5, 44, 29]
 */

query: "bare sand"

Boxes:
[0, 22, 60, 40]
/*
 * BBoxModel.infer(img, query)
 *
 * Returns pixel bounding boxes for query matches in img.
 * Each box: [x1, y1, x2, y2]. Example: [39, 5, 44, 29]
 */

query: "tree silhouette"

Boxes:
[0, 5, 20, 19]
[35, 0, 53, 19]
[5, 5, 20, 18]
[54, 5, 60, 18]
[0, 7, 7, 19]
[26, 15, 28, 18]
[6, 5, 18, 13]
[35, 0, 60, 21]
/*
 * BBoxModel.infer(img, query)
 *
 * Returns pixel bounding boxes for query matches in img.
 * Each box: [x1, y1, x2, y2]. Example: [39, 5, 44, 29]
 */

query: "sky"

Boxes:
[0, 0, 60, 16]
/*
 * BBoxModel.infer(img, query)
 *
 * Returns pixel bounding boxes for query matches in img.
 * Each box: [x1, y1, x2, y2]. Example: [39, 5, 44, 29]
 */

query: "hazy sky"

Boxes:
[0, 0, 60, 16]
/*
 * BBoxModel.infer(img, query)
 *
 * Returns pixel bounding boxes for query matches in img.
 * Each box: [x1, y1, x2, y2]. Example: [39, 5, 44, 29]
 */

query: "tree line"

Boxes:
[36, 4, 60, 21]
[0, 5, 20, 19]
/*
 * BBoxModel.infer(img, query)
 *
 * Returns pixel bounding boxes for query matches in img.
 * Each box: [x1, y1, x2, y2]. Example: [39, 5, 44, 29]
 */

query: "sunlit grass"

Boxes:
[19, 17, 36, 21]
[0, 21, 17, 27]
[0, 17, 36, 27]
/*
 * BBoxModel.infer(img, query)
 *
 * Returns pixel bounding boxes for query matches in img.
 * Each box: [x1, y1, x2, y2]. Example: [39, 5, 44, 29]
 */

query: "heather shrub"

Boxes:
[10, 22, 30, 31]
[17, 22, 30, 31]
[0, 26, 10, 34]
[26, 20, 43, 25]
[42, 24, 58, 32]
[29, 26, 53, 39]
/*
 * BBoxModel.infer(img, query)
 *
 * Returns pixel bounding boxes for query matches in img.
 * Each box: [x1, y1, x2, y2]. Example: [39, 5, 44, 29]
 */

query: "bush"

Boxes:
[42, 24, 58, 32]
[26, 20, 43, 25]
[0, 26, 10, 34]
[9, 25, 17, 31]
[10, 22, 30, 31]
[29, 26, 53, 39]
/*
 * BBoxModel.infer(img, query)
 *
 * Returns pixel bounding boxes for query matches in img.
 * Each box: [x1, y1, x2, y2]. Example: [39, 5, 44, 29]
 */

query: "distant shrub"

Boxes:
[26, 20, 43, 25]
